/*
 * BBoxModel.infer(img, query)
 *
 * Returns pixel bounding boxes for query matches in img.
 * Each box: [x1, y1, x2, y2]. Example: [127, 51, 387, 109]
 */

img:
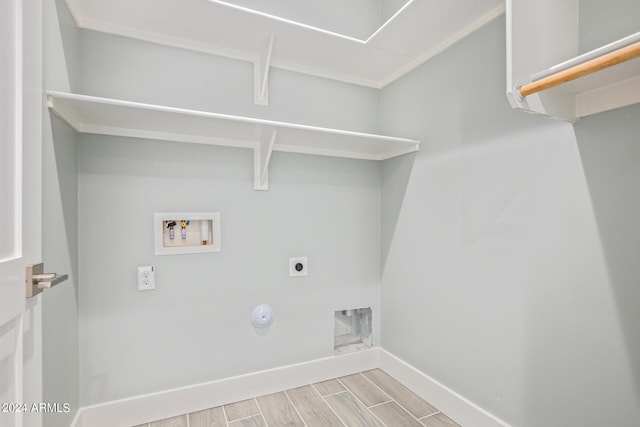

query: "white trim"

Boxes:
[46, 91, 419, 167]
[15, 316, 24, 427]
[77, 16, 257, 63]
[253, 34, 274, 106]
[254, 131, 276, 190]
[76, 349, 379, 427]
[530, 31, 640, 81]
[576, 74, 640, 118]
[69, 408, 84, 427]
[272, 144, 383, 161]
[270, 58, 383, 88]
[47, 91, 418, 145]
[14, 0, 23, 262]
[378, 349, 512, 427]
[74, 125, 257, 150]
[211, 0, 367, 44]
[379, 3, 506, 88]
[62, 0, 81, 26]
[364, 0, 415, 43]
[76, 16, 384, 88]
[153, 213, 222, 255]
[64, 0, 503, 89]
[72, 348, 512, 427]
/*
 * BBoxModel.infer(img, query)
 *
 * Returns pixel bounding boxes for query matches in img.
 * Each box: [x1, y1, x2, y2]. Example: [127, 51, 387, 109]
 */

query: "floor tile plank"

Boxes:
[189, 406, 227, 427]
[149, 415, 188, 427]
[224, 399, 260, 421]
[339, 373, 390, 407]
[256, 392, 305, 426]
[363, 369, 438, 418]
[137, 370, 459, 427]
[313, 379, 346, 396]
[370, 401, 424, 427]
[421, 413, 461, 427]
[228, 415, 266, 427]
[286, 386, 344, 426]
[325, 391, 385, 427]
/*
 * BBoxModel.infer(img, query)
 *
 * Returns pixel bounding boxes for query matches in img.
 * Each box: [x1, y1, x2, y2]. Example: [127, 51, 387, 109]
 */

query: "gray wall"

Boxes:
[77, 31, 382, 405]
[45, 5, 640, 422]
[574, 104, 640, 414]
[78, 30, 380, 133]
[579, 0, 640, 53]
[42, 0, 80, 426]
[380, 16, 640, 427]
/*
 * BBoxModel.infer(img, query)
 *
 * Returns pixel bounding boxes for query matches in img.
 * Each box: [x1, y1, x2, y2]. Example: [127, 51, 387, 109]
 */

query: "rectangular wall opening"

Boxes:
[334, 307, 372, 355]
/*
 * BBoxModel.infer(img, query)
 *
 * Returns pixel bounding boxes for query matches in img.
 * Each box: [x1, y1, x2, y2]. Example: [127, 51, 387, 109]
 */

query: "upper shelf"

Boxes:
[64, 0, 505, 89]
[47, 91, 419, 161]
[520, 33, 640, 119]
[506, 0, 640, 121]
[528, 32, 640, 85]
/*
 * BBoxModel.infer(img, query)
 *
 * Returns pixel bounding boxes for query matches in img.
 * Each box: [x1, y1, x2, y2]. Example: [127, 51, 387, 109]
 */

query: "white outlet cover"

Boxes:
[137, 265, 155, 291]
[289, 257, 308, 277]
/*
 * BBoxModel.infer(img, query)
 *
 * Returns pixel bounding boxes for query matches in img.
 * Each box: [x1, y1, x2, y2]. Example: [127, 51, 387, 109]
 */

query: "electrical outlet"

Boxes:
[289, 257, 308, 277]
[137, 265, 155, 291]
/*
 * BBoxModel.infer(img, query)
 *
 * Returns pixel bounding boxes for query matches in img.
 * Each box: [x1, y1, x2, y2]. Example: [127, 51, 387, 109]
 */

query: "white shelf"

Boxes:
[47, 91, 418, 160]
[64, 0, 505, 89]
[47, 91, 419, 189]
[507, 1, 640, 121]
[528, 33, 640, 118]
[529, 32, 640, 83]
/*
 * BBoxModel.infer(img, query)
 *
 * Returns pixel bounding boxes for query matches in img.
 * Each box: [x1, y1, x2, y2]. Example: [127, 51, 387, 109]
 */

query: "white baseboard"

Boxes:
[73, 349, 379, 427]
[73, 348, 511, 427]
[378, 349, 511, 427]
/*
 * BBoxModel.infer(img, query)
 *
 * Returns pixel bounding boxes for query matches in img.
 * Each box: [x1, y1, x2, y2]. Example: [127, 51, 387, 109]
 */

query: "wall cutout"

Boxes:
[154, 212, 221, 255]
[334, 307, 372, 355]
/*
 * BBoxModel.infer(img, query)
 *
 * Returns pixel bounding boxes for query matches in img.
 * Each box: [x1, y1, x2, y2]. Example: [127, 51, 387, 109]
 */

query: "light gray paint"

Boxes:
[574, 103, 640, 406]
[78, 30, 381, 134]
[380, 17, 640, 427]
[78, 138, 381, 404]
[42, 0, 80, 426]
[47, 4, 640, 421]
[77, 31, 382, 405]
[579, 0, 640, 54]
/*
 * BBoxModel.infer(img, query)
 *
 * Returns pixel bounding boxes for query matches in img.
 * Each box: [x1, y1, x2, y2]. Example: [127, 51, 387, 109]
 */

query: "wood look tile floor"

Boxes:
[137, 369, 461, 427]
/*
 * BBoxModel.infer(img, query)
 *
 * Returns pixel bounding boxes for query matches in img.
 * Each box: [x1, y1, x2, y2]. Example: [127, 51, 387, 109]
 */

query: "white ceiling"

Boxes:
[65, 0, 505, 88]
[220, 0, 406, 40]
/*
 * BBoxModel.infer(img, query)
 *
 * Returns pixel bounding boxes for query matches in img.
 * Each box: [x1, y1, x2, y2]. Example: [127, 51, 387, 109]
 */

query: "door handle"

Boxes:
[25, 263, 69, 298]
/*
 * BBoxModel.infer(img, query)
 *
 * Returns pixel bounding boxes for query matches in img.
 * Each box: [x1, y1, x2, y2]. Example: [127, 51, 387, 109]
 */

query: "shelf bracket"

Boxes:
[254, 34, 274, 106]
[254, 131, 276, 191]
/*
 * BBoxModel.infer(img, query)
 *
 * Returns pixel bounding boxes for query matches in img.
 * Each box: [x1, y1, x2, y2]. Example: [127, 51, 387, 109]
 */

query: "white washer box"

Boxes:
[154, 212, 221, 255]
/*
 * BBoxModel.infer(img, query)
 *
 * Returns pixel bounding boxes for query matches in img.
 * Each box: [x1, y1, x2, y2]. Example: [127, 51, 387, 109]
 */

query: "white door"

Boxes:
[1, 0, 44, 426]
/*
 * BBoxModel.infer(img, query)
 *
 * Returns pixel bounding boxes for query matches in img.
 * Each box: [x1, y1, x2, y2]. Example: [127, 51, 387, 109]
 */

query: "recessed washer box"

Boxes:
[154, 212, 221, 255]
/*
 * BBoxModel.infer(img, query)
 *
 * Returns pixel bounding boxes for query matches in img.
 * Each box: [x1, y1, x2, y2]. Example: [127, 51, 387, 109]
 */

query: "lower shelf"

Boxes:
[47, 91, 419, 160]
[47, 91, 419, 190]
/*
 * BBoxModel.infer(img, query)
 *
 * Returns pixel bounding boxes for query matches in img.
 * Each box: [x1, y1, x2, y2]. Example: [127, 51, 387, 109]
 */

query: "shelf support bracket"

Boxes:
[254, 131, 276, 191]
[254, 35, 274, 106]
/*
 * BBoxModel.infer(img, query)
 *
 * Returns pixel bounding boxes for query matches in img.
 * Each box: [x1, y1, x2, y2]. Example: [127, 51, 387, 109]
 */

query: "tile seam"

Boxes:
[311, 383, 348, 427]
[363, 370, 440, 420]
[335, 377, 389, 427]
